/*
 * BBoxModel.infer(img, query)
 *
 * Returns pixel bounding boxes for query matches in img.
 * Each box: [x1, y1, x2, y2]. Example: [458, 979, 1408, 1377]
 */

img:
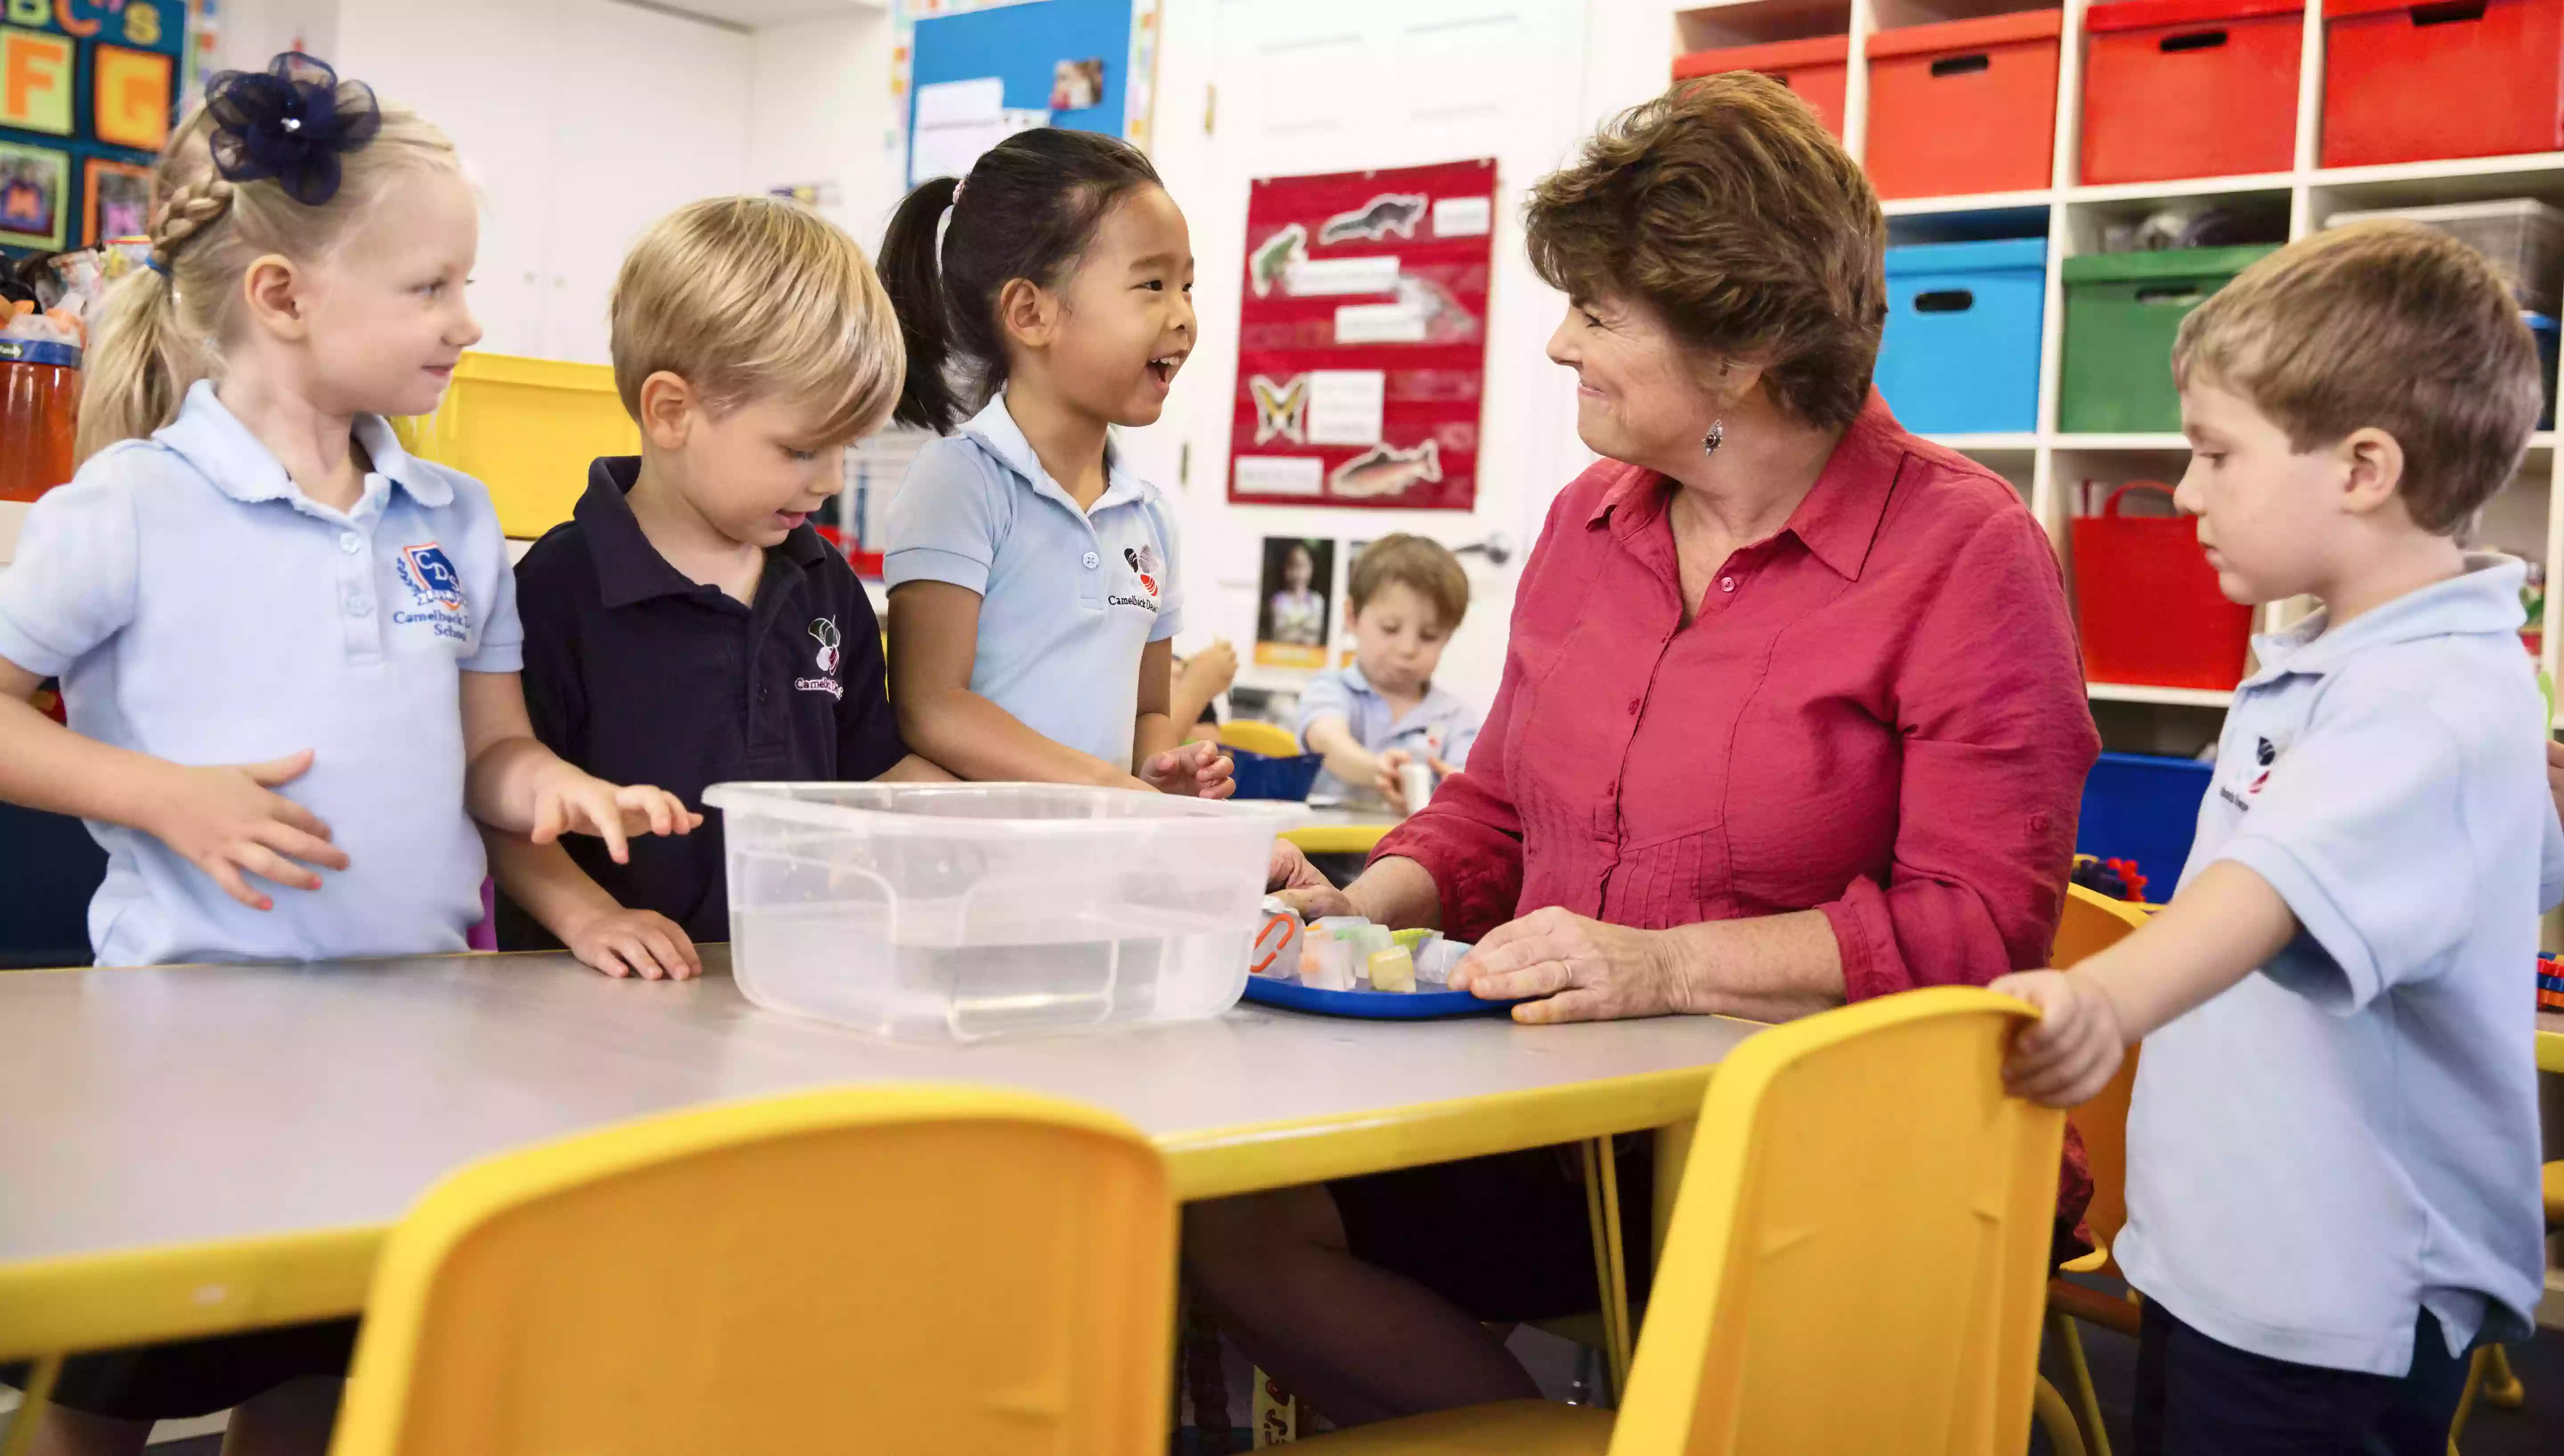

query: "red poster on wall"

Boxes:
[1227, 158, 1494, 512]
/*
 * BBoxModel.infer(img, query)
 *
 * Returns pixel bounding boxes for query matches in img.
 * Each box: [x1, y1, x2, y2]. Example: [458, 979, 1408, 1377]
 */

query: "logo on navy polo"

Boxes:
[795, 618, 844, 700]
[392, 542, 470, 642]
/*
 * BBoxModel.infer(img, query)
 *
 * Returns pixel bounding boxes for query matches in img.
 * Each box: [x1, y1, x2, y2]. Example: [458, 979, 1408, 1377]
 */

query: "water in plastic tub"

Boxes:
[701, 782, 1306, 1040]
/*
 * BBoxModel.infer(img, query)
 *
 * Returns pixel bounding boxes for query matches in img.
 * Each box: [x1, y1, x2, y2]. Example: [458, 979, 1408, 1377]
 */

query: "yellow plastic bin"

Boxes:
[393, 352, 638, 538]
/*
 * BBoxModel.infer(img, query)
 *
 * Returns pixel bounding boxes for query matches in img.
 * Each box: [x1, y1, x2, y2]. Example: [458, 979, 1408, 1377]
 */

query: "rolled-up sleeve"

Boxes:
[1820, 510, 2098, 1001]
[1371, 666, 1526, 943]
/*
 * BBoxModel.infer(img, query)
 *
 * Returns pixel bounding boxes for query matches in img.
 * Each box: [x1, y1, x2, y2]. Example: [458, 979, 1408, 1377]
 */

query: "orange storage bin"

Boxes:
[1675, 36, 1850, 138]
[1865, 11, 2063, 199]
[2082, 0, 2302, 184]
[2322, 0, 2564, 168]
[2071, 483, 2254, 690]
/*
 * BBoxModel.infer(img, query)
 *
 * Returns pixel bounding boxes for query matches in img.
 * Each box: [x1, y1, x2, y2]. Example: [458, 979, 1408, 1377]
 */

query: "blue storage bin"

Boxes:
[2077, 751, 2213, 894]
[1876, 238, 2046, 434]
[2527, 311, 2558, 429]
[1232, 749, 1325, 801]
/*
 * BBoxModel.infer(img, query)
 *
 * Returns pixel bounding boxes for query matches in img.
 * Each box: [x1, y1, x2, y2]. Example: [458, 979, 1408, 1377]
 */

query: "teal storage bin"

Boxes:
[1876, 239, 2046, 435]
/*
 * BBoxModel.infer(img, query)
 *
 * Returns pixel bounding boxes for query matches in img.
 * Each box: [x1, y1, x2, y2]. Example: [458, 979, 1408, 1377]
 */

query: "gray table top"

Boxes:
[0, 948, 1755, 1271]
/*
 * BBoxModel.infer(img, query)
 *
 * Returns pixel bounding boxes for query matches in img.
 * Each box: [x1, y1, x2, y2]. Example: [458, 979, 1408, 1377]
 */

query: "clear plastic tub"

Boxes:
[2324, 198, 2564, 314]
[701, 782, 1305, 1041]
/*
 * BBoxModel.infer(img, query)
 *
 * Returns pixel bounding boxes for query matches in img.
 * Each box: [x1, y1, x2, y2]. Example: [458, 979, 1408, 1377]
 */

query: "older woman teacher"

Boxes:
[1203, 74, 2102, 1424]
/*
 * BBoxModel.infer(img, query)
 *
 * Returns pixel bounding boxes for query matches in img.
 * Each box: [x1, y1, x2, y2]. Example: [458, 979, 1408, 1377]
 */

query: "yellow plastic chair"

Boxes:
[329, 1084, 1174, 1456]
[1290, 986, 2067, 1455]
[1220, 719, 1305, 759]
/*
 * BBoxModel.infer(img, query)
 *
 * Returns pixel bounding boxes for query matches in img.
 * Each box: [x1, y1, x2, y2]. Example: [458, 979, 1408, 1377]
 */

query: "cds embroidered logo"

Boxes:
[392, 542, 470, 643]
[398, 543, 463, 609]
[1123, 544, 1162, 599]
[2248, 735, 2277, 794]
[796, 619, 844, 700]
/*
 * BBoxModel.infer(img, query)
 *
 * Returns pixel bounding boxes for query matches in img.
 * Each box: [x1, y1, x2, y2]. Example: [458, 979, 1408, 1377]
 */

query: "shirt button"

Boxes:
[1082, 551, 1100, 570]
[338, 532, 361, 554]
[1718, 575, 1736, 593]
[346, 593, 372, 618]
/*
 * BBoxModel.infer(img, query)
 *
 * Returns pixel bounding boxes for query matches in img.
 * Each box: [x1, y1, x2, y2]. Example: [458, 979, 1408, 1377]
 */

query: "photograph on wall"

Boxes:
[83, 157, 151, 245]
[1050, 57, 1104, 111]
[0, 142, 69, 251]
[1228, 158, 1496, 511]
[1254, 536, 1335, 670]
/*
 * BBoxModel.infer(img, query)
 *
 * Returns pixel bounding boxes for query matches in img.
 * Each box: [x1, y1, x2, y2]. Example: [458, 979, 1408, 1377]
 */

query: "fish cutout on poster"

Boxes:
[1250, 222, 1310, 297]
[1320, 193, 1427, 246]
[1329, 440, 1443, 499]
[1250, 373, 1310, 445]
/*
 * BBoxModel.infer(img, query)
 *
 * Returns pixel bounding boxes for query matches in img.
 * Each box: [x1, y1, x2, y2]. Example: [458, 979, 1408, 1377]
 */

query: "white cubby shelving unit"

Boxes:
[1675, 0, 2564, 724]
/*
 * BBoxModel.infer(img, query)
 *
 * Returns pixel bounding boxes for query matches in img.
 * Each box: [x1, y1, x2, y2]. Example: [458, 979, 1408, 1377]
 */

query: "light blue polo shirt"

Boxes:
[2114, 555, 2562, 1377]
[884, 392, 1182, 769]
[0, 380, 522, 966]
[1294, 662, 1482, 802]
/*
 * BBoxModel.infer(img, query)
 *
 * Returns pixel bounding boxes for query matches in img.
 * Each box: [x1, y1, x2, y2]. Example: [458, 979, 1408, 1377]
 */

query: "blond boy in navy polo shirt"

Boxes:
[495, 198, 945, 973]
[1994, 223, 2562, 1456]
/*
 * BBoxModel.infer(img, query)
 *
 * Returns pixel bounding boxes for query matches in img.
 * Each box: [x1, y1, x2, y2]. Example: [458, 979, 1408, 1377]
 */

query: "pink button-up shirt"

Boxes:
[1378, 393, 2100, 1002]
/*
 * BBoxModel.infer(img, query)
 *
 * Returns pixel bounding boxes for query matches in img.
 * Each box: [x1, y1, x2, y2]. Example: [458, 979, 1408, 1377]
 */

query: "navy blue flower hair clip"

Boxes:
[204, 53, 381, 207]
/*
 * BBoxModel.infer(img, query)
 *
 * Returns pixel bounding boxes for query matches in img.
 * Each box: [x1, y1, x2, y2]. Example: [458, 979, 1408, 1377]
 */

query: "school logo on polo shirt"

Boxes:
[796, 618, 844, 699]
[1114, 544, 1162, 612]
[393, 542, 470, 642]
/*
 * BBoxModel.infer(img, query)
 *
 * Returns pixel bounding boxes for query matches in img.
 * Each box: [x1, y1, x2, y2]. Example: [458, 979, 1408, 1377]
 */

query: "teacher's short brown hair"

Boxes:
[1525, 72, 1888, 433]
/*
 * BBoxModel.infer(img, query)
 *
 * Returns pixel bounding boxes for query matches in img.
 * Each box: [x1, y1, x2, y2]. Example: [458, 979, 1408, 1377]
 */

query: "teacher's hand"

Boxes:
[1452, 907, 1681, 1024]
[1267, 839, 1357, 920]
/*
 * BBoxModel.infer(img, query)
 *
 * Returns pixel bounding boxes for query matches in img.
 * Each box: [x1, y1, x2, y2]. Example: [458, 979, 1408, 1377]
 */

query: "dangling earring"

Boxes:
[1703, 358, 1732, 456]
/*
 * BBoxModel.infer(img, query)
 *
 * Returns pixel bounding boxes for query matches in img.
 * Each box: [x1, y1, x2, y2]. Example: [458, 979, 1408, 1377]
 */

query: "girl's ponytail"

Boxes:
[878, 175, 963, 433]
[74, 176, 232, 462]
[875, 129, 1161, 436]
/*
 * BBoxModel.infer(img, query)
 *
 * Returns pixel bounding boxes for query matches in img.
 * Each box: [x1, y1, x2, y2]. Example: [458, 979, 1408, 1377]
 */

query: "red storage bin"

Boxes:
[1865, 11, 2063, 198]
[1675, 36, 1850, 138]
[2322, 0, 2564, 167]
[2082, 0, 2302, 183]
[2070, 484, 2255, 690]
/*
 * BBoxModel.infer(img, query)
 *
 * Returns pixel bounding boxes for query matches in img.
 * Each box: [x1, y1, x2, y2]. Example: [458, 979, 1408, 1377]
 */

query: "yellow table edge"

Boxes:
[0, 1059, 1730, 1361]
[2538, 1024, 2563, 1075]
[1282, 824, 1394, 855]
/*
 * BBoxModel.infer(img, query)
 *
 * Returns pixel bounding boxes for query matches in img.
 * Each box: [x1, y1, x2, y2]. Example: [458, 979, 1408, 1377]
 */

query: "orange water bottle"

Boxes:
[0, 339, 80, 503]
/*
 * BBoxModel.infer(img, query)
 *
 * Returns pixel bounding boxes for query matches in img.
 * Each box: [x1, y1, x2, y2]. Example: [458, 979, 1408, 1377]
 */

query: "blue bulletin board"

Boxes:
[906, 0, 1136, 182]
[0, 0, 186, 256]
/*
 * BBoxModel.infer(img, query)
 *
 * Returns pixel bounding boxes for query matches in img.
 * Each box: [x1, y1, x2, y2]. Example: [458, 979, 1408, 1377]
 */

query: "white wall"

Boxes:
[747, 10, 903, 251]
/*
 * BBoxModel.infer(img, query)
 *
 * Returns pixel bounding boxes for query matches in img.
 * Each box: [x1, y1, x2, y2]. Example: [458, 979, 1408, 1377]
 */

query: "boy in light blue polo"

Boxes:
[1993, 223, 2560, 1456]
[1295, 534, 1483, 809]
[887, 393, 1191, 774]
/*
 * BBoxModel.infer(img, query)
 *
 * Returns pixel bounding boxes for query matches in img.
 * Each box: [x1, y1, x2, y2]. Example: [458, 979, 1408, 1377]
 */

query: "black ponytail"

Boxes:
[876, 128, 1164, 433]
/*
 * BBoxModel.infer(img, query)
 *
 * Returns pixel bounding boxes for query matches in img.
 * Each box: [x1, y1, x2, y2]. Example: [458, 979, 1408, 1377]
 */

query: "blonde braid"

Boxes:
[149, 178, 235, 269]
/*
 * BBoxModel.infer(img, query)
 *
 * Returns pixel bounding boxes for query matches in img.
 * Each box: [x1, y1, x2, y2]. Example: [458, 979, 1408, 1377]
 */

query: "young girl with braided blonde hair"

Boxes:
[0, 53, 695, 1455]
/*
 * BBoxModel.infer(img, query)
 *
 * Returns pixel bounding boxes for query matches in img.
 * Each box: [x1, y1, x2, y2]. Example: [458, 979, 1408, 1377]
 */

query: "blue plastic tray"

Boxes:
[1240, 976, 1522, 1019]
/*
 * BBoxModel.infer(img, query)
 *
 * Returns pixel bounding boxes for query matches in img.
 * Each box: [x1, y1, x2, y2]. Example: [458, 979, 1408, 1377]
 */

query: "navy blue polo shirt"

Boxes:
[496, 457, 904, 948]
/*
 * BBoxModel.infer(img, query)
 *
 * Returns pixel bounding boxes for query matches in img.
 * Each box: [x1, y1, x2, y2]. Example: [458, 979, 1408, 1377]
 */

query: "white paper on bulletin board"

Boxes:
[1306, 370, 1387, 445]
[911, 78, 1049, 184]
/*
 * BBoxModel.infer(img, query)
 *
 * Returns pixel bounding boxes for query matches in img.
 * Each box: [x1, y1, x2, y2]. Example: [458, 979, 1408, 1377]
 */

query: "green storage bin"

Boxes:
[2059, 245, 2277, 433]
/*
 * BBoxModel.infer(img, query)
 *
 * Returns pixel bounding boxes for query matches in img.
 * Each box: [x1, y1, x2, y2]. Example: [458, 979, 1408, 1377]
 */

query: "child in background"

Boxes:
[878, 129, 1232, 798]
[499, 197, 946, 974]
[0, 55, 691, 1456]
[1266, 541, 1327, 646]
[1297, 534, 1481, 812]
[1994, 222, 2561, 1456]
[1173, 638, 1238, 746]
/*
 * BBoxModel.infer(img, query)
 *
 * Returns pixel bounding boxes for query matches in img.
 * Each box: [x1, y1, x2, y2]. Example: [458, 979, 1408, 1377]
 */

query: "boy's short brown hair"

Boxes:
[1349, 534, 1469, 630]
[2172, 221, 2542, 534]
[609, 196, 905, 443]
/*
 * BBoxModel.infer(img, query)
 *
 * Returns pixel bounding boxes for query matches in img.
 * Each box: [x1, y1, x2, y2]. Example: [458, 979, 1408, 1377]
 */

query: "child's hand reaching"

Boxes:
[563, 904, 702, 981]
[1141, 739, 1237, 799]
[1374, 750, 1460, 815]
[150, 748, 351, 911]
[1988, 969, 2130, 1108]
[526, 763, 702, 864]
[1178, 639, 1239, 700]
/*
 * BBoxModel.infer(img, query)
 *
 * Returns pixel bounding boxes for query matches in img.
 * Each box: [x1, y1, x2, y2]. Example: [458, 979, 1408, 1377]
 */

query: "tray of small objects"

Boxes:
[1241, 900, 1522, 1019]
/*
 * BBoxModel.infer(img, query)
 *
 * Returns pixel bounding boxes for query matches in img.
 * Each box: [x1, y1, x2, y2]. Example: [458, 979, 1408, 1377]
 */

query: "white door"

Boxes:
[1140, 0, 1593, 706]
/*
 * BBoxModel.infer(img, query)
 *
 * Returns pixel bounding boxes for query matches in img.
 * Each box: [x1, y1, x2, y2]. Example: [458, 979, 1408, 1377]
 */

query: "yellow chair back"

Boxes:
[330, 1085, 1174, 1456]
[1608, 988, 2066, 1456]
[2050, 884, 2151, 1267]
[392, 353, 640, 538]
[1219, 720, 1304, 758]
